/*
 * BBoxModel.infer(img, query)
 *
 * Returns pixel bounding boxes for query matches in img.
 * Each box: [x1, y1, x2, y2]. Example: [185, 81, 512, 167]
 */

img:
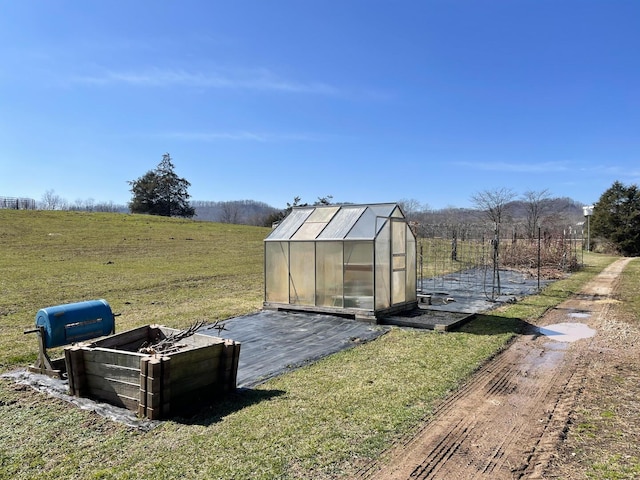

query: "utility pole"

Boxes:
[583, 205, 594, 252]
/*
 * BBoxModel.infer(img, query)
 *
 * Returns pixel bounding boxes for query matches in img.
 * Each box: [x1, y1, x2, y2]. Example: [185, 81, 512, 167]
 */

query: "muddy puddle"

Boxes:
[537, 322, 596, 343]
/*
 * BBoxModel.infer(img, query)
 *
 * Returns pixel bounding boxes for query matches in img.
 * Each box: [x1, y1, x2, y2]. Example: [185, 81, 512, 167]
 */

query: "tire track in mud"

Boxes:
[357, 335, 575, 479]
[354, 258, 631, 480]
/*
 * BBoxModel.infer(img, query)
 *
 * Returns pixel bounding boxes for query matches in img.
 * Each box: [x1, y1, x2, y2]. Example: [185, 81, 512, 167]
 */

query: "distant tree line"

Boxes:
[0, 192, 127, 212]
[37, 190, 128, 212]
[192, 200, 279, 226]
[12, 151, 638, 255]
[399, 190, 585, 240]
[401, 183, 640, 256]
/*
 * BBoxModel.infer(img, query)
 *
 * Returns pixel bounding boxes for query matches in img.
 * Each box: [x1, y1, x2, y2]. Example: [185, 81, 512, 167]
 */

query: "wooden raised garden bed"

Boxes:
[64, 324, 240, 419]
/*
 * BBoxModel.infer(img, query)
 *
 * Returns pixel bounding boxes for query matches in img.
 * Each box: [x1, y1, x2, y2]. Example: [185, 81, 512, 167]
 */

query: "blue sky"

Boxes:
[1, 1, 638, 210]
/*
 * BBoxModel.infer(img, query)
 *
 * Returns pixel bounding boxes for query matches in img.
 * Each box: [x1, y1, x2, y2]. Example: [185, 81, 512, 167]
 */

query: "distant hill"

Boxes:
[506, 197, 584, 221]
[409, 197, 584, 225]
[192, 200, 279, 226]
[190, 196, 587, 232]
[3, 193, 587, 231]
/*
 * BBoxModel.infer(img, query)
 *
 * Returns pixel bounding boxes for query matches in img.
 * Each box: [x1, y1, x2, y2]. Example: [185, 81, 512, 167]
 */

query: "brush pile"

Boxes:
[138, 320, 209, 355]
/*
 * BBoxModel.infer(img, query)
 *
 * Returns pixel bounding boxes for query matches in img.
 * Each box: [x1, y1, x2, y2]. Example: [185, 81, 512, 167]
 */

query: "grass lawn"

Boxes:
[0, 210, 619, 479]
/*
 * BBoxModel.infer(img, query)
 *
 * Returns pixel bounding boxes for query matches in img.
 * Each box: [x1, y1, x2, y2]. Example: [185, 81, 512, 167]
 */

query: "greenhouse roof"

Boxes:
[265, 203, 406, 241]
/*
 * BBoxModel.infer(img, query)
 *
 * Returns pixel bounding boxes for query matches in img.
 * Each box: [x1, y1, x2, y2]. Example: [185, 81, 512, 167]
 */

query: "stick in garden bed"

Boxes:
[138, 320, 209, 355]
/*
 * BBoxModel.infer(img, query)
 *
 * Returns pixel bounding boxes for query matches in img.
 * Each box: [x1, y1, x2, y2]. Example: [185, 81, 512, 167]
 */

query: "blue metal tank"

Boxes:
[35, 299, 115, 348]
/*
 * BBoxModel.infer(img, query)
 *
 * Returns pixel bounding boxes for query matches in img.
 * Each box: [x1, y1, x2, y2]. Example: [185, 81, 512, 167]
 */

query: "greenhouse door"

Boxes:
[391, 218, 407, 305]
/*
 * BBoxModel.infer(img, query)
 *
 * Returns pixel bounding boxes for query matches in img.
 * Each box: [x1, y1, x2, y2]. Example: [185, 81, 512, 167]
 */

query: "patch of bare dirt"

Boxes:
[353, 258, 638, 479]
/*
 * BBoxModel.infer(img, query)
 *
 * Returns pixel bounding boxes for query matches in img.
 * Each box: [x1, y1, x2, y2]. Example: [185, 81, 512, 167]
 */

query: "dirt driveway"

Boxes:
[355, 257, 636, 480]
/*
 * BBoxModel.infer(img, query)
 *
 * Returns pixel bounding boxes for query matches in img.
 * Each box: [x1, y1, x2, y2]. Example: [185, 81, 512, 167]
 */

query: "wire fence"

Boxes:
[0, 196, 37, 210]
[414, 222, 583, 302]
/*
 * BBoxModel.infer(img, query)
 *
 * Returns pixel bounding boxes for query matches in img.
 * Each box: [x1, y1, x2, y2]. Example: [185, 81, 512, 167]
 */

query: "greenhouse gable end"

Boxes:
[263, 203, 417, 322]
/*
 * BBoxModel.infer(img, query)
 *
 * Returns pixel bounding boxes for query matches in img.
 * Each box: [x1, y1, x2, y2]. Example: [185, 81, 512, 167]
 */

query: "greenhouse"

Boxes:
[263, 203, 417, 322]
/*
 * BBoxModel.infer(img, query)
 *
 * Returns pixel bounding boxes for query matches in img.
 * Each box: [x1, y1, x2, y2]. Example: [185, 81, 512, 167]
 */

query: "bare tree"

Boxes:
[218, 201, 241, 224]
[72, 197, 96, 212]
[470, 187, 517, 225]
[522, 189, 551, 239]
[470, 187, 516, 299]
[398, 198, 429, 222]
[95, 201, 121, 213]
[41, 189, 64, 210]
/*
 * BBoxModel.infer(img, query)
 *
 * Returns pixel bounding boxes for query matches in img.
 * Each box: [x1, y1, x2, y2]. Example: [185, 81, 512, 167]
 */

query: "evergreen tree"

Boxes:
[128, 153, 195, 218]
[591, 181, 640, 255]
[263, 195, 334, 227]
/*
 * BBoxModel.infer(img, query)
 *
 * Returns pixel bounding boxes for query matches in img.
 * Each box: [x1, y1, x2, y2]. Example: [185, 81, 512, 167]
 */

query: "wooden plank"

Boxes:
[169, 343, 224, 369]
[161, 356, 171, 418]
[119, 395, 140, 412]
[92, 325, 151, 349]
[65, 346, 87, 396]
[216, 342, 240, 392]
[85, 372, 141, 400]
[217, 341, 228, 390]
[168, 359, 228, 397]
[156, 326, 225, 348]
[183, 332, 225, 348]
[171, 353, 237, 395]
[138, 357, 150, 418]
[169, 374, 217, 398]
[64, 348, 75, 395]
[170, 355, 221, 378]
[72, 346, 87, 396]
[226, 342, 241, 390]
[263, 302, 377, 320]
[104, 339, 148, 352]
[170, 386, 217, 412]
[83, 386, 139, 411]
[84, 359, 140, 384]
[144, 358, 163, 419]
[146, 390, 161, 411]
[82, 347, 146, 368]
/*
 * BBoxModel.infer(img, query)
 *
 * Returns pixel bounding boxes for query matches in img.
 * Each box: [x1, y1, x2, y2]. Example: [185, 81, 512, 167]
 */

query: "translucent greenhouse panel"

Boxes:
[344, 242, 374, 309]
[343, 207, 376, 239]
[391, 219, 407, 305]
[393, 252, 406, 271]
[291, 206, 341, 240]
[406, 224, 417, 301]
[316, 242, 343, 307]
[369, 204, 397, 219]
[391, 206, 404, 218]
[375, 221, 391, 310]
[375, 216, 387, 235]
[319, 206, 366, 240]
[392, 218, 406, 255]
[307, 206, 340, 223]
[292, 221, 328, 240]
[289, 242, 316, 305]
[392, 270, 406, 304]
[265, 242, 289, 303]
[266, 207, 313, 240]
